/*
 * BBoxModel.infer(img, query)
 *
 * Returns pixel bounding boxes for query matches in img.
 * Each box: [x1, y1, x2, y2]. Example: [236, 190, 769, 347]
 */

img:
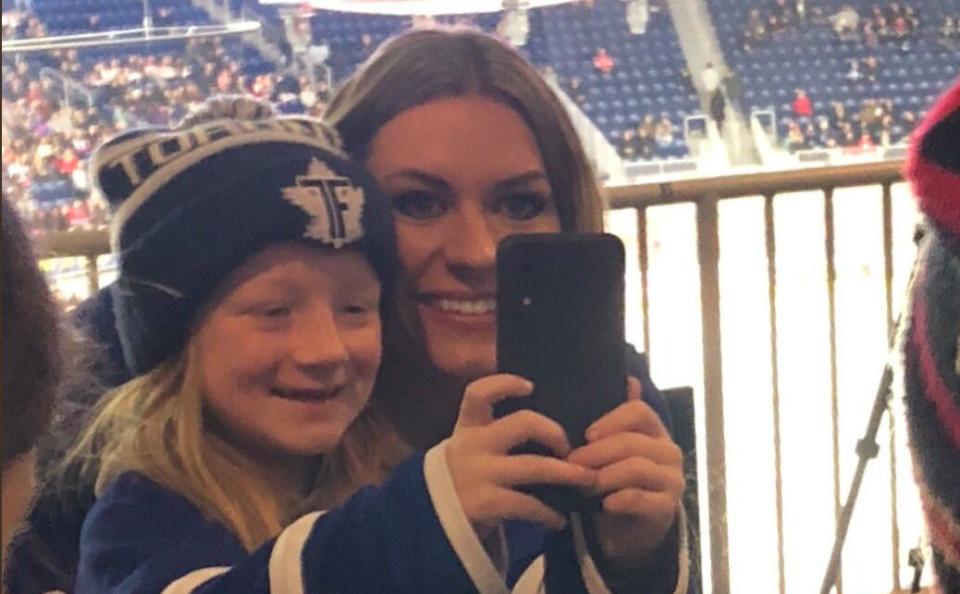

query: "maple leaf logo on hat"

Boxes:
[282, 158, 366, 248]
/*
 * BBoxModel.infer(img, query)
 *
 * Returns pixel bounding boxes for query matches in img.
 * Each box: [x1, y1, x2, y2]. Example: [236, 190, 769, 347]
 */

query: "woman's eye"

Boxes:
[343, 303, 373, 315]
[495, 192, 550, 221]
[391, 191, 447, 220]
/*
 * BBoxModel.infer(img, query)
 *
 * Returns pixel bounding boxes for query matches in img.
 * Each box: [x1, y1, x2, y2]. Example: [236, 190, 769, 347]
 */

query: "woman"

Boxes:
[325, 27, 691, 593]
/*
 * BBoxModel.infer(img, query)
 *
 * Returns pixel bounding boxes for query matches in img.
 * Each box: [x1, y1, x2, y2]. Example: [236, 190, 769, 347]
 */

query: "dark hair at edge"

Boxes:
[2, 197, 61, 468]
[325, 26, 604, 234]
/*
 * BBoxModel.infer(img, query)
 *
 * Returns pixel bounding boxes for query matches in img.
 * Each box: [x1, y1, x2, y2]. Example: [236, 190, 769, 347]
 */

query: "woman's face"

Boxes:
[366, 96, 561, 380]
[195, 243, 381, 462]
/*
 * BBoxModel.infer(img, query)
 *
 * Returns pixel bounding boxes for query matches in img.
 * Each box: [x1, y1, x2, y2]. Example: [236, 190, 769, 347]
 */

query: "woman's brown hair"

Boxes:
[325, 27, 605, 234]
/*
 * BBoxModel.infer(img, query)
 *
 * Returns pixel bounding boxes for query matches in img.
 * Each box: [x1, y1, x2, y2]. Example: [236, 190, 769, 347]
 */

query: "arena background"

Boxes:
[4, 0, 959, 592]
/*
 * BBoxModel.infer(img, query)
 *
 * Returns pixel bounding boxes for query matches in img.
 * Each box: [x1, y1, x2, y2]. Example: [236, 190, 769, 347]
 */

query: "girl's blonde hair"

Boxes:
[324, 27, 606, 234]
[67, 340, 408, 551]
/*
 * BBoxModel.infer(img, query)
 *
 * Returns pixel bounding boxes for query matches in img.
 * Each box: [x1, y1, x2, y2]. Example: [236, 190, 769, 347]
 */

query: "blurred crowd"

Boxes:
[782, 93, 916, 151]
[2, 18, 332, 235]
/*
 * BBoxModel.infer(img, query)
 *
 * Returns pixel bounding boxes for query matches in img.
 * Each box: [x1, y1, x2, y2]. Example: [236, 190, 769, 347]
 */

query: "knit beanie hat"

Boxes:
[901, 79, 960, 593]
[92, 96, 396, 376]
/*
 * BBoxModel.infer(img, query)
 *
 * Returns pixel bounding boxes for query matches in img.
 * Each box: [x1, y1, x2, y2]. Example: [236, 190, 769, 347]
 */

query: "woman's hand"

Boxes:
[568, 377, 685, 568]
[446, 374, 598, 538]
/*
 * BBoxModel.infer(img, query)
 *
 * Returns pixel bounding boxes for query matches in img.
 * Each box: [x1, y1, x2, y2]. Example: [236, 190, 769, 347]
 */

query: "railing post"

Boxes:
[635, 207, 652, 359]
[85, 254, 99, 296]
[765, 194, 787, 594]
[823, 187, 843, 594]
[881, 182, 901, 593]
[696, 195, 730, 594]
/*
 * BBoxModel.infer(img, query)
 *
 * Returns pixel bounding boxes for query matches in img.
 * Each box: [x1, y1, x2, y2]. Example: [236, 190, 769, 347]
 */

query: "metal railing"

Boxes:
[37, 159, 914, 594]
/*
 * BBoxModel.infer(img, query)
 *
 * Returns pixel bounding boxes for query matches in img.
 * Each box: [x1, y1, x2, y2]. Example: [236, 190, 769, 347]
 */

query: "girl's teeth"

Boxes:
[436, 299, 496, 314]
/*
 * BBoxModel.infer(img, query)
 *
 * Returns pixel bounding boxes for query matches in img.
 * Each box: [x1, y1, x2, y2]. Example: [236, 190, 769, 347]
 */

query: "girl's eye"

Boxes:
[256, 305, 291, 319]
[494, 192, 551, 221]
[391, 191, 448, 220]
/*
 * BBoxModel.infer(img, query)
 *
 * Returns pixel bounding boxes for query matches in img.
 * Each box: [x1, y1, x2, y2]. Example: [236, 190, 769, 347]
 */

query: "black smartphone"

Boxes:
[494, 233, 627, 513]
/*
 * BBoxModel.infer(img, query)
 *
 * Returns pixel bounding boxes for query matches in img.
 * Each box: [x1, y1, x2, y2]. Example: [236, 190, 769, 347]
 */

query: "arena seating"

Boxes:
[525, 1, 698, 158]
[708, 0, 960, 148]
[306, 1, 696, 159]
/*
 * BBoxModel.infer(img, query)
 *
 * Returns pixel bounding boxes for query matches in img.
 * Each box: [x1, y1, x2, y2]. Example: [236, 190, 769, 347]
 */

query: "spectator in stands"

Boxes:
[636, 124, 657, 160]
[792, 89, 813, 118]
[832, 5, 860, 40]
[828, 100, 847, 130]
[701, 61, 720, 96]
[815, 116, 837, 147]
[839, 121, 858, 146]
[861, 20, 880, 48]
[860, 98, 884, 137]
[846, 59, 864, 82]
[592, 47, 614, 75]
[786, 120, 806, 151]
[710, 89, 726, 133]
[878, 113, 895, 146]
[618, 128, 639, 160]
[654, 113, 675, 147]
[1, 197, 60, 566]
[359, 32, 376, 61]
[723, 68, 745, 113]
[566, 75, 587, 105]
[323, 28, 693, 594]
[900, 81, 960, 594]
[680, 67, 695, 93]
[939, 16, 959, 50]
[863, 55, 879, 81]
[741, 8, 769, 50]
[903, 5, 918, 36]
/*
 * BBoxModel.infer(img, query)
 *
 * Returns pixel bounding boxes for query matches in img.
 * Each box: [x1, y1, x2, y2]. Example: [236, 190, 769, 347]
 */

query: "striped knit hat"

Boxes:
[92, 96, 396, 376]
[902, 78, 960, 594]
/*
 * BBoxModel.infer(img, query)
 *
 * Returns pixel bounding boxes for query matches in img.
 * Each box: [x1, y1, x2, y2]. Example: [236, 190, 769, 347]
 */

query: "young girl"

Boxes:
[69, 97, 594, 593]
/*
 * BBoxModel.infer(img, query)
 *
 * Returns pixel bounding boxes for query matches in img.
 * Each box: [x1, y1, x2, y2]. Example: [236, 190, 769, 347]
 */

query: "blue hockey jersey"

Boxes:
[75, 442, 690, 594]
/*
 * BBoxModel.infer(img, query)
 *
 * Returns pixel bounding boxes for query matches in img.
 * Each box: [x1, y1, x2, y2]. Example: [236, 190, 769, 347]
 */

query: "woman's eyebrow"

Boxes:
[382, 169, 450, 192]
[492, 171, 549, 193]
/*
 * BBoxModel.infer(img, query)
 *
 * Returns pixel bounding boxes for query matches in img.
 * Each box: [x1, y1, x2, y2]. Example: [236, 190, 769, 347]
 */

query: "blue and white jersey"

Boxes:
[75, 442, 690, 594]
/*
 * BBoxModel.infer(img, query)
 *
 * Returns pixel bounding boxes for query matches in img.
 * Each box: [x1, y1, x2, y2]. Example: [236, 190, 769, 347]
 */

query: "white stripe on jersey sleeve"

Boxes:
[424, 440, 510, 594]
[159, 567, 230, 593]
[571, 507, 690, 594]
[512, 556, 546, 594]
[268, 511, 327, 594]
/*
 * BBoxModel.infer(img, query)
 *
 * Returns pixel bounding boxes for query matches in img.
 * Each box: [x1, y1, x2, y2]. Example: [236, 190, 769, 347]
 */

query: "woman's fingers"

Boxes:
[585, 398, 668, 442]
[456, 374, 533, 429]
[568, 431, 683, 468]
[591, 456, 685, 497]
[601, 488, 678, 519]
[496, 454, 597, 490]
[484, 409, 572, 457]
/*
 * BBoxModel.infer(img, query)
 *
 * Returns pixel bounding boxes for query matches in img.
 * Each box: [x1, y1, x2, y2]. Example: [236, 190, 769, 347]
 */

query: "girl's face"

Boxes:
[365, 96, 561, 380]
[195, 243, 381, 463]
